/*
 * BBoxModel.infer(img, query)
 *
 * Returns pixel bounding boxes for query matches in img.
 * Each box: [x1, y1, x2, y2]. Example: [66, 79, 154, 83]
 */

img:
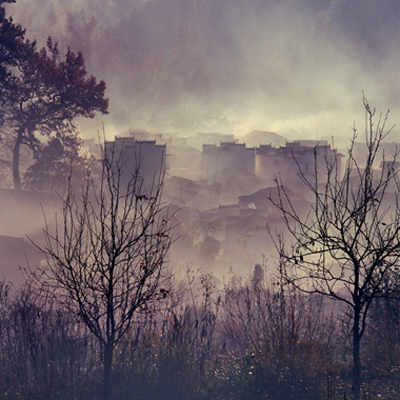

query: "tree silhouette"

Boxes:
[270, 98, 400, 400]
[0, 2, 108, 190]
[0, 0, 34, 124]
[23, 133, 91, 193]
[35, 146, 171, 399]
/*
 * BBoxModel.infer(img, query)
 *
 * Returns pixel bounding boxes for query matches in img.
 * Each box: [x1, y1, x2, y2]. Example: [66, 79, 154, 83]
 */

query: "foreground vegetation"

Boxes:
[0, 266, 399, 400]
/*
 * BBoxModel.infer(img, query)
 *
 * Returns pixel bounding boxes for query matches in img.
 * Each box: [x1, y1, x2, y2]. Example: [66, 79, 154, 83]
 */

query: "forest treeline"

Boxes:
[0, 266, 399, 400]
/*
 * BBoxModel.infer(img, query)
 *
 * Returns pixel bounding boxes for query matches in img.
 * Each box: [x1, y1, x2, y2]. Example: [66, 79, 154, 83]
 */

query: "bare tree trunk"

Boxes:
[353, 304, 361, 400]
[103, 342, 113, 400]
[13, 128, 23, 190]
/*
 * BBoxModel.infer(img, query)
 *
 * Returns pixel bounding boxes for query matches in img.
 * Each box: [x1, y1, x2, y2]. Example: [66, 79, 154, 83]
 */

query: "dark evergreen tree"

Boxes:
[0, 1, 108, 190]
[23, 134, 92, 193]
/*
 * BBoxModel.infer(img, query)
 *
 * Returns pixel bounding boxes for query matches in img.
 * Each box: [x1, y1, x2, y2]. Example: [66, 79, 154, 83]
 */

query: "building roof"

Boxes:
[239, 185, 307, 209]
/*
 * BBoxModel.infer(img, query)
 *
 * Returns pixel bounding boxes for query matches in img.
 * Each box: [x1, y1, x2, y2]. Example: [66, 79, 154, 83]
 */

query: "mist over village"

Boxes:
[2, 0, 400, 399]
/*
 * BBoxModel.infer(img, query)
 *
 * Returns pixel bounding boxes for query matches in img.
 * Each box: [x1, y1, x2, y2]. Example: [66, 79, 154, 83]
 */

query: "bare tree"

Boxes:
[270, 98, 400, 400]
[35, 146, 172, 399]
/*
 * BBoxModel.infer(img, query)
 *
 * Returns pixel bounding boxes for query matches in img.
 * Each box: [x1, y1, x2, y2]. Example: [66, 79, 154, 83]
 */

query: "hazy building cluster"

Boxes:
[46, 128, 390, 275]
[2, 126, 400, 280]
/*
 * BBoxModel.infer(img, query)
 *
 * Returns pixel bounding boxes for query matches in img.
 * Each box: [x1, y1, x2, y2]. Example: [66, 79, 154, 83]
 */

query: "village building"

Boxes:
[209, 167, 262, 204]
[202, 141, 256, 177]
[163, 176, 221, 209]
[168, 143, 203, 180]
[187, 132, 235, 150]
[123, 128, 173, 148]
[255, 140, 342, 191]
[201, 139, 342, 199]
[104, 136, 167, 195]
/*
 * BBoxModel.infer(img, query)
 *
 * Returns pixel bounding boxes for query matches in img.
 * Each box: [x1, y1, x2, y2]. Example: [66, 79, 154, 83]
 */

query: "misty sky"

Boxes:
[6, 0, 400, 140]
